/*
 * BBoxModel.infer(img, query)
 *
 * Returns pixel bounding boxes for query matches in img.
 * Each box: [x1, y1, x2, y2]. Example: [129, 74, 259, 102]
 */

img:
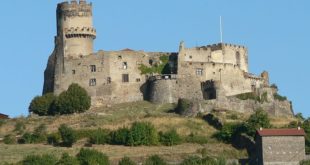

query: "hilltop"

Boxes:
[0, 101, 297, 164]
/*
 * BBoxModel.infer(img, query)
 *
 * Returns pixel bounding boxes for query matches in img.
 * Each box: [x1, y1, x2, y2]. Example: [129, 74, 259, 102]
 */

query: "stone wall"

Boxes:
[256, 136, 305, 165]
[148, 78, 178, 104]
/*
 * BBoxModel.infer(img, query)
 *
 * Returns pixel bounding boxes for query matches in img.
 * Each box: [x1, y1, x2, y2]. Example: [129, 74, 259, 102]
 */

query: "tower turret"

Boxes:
[56, 0, 96, 57]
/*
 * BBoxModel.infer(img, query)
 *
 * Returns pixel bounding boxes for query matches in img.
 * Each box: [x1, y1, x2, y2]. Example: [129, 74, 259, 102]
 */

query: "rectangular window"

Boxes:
[196, 68, 203, 76]
[72, 70, 76, 75]
[90, 65, 96, 72]
[123, 62, 128, 69]
[122, 74, 129, 83]
[89, 78, 96, 86]
[136, 78, 141, 82]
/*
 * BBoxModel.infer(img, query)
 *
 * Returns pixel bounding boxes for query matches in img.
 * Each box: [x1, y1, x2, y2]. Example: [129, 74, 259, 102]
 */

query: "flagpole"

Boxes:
[220, 16, 223, 43]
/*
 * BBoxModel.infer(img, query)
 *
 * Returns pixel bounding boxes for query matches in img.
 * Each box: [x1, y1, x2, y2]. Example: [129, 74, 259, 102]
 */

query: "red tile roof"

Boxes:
[257, 128, 306, 136]
[0, 113, 9, 119]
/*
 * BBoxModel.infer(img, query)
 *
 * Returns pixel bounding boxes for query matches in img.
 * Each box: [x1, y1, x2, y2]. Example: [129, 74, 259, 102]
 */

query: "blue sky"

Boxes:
[0, 0, 309, 117]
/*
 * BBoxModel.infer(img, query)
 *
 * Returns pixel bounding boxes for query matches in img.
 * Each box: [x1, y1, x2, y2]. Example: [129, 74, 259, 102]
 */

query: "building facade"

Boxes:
[256, 128, 306, 165]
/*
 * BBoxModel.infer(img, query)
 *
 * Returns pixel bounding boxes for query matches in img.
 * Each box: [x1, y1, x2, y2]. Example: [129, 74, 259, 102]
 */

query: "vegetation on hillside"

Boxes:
[138, 55, 171, 74]
[29, 83, 91, 116]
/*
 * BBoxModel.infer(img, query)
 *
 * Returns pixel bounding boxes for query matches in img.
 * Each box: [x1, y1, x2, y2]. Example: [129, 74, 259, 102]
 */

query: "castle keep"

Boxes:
[44, 0, 293, 116]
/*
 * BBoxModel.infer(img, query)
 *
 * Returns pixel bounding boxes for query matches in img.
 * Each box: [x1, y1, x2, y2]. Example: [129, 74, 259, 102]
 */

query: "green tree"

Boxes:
[118, 157, 137, 165]
[22, 154, 58, 165]
[77, 148, 110, 165]
[57, 153, 79, 165]
[245, 109, 271, 137]
[144, 155, 167, 165]
[51, 83, 91, 115]
[127, 122, 159, 146]
[58, 124, 77, 147]
[29, 93, 56, 116]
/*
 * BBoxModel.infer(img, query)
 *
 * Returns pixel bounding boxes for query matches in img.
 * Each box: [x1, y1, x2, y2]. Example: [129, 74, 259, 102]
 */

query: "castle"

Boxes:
[43, 0, 293, 116]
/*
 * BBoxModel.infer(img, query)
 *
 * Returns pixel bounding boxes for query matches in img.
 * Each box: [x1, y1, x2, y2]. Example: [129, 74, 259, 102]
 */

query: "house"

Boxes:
[256, 128, 306, 165]
[0, 113, 9, 119]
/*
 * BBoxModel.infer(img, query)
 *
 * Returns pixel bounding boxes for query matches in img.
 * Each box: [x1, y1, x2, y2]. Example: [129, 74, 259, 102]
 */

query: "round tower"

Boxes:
[56, 0, 96, 57]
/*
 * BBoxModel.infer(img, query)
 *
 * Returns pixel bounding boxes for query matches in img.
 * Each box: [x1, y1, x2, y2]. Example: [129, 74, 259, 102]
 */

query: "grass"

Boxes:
[0, 101, 261, 164]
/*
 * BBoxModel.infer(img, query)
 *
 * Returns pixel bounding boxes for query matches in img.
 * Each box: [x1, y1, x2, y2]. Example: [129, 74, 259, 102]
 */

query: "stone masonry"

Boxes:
[43, 0, 293, 116]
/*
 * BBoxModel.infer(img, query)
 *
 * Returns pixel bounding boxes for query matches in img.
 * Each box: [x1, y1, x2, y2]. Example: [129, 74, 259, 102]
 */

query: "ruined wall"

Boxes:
[258, 136, 305, 165]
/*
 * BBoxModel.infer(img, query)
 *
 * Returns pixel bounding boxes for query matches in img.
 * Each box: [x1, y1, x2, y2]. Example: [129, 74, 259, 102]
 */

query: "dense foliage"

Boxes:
[22, 154, 58, 165]
[159, 129, 182, 146]
[29, 84, 91, 116]
[127, 122, 159, 146]
[58, 124, 77, 147]
[19, 124, 47, 144]
[273, 93, 287, 101]
[138, 55, 170, 74]
[88, 128, 110, 145]
[29, 93, 56, 116]
[214, 109, 271, 143]
[51, 83, 91, 115]
[77, 148, 110, 165]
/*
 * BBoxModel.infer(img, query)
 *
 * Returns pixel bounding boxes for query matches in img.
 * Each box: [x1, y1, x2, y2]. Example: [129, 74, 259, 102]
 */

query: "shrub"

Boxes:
[110, 127, 130, 145]
[14, 121, 26, 134]
[19, 132, 34, 144]
[118, 157, 137, 165]
[29, 93, 56, 116]
[300, 160, 310, 165]
[214, 124, 240, 143]
[57, 153, 79, 165]
[295, 113, 305, 121]
[22, 154, 58, 165]
[236, 92, 261, 102]
[245, 109, 271, 137]
[180, 156, 226, 165]
[175, 99, 193, 115]
[51, 83, 91, 115]
[58, 124, 77, 147]
[47, 133, 61, 145]
[159, 129, 182, 146]
[77, 148, 110, 165]
[184, 133, 209, 144]
[144, 155, 167, 165]
[127, 122, 159, 146]
[3, 134, 16, 144]
[138, 55, 170, 74]
[273, 93, 287, 101]
[89, 129, 110, 145]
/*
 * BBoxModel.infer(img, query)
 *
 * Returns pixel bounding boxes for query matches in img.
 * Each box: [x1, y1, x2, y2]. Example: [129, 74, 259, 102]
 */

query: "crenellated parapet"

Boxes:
[57, 0, 92, 18]
[193, 43, 247, 52]
[64, 27, 96, 39]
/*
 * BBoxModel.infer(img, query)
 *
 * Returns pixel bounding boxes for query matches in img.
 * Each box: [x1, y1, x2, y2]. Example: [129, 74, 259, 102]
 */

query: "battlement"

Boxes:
[192, 43, 247, 51]
[64, 27, 96, 39]
[57, 0, 92, 18]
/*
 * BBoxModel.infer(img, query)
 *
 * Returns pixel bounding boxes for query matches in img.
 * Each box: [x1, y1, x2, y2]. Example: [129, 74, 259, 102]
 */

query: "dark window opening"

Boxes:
[122, 74, 129, 83]
[90, 65, 96, 72]
[136, 78, 141, 82]
[201, 80, 217, 100]
[123, 62, 128, 69]
[89, 78, 96, 86]
[72, 70, 76, 75]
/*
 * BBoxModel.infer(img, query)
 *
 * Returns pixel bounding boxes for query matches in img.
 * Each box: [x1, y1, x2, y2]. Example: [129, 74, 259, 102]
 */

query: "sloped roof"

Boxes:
[257, 128, 306, 136]
[0, 113, 9, 119]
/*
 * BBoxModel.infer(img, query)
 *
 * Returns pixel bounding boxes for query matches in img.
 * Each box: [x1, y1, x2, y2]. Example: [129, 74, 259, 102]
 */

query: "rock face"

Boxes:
[43, 1, 293, 117]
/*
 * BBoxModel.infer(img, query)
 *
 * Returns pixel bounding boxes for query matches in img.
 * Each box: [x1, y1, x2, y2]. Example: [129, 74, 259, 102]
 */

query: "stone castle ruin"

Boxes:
[43, 0, 293, 116]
